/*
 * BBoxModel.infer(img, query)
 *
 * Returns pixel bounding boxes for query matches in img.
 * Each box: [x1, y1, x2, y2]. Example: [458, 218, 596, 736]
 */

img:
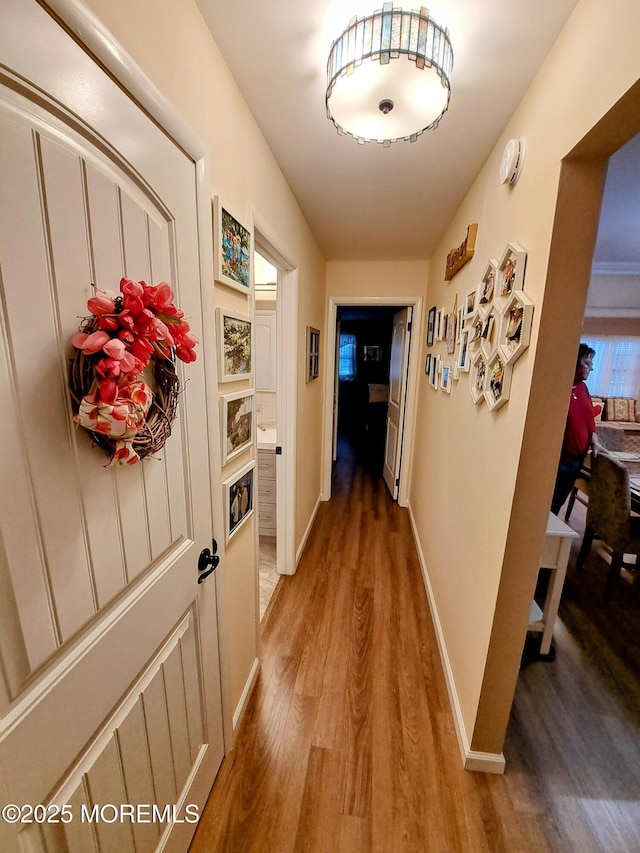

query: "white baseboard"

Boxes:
[296, 494, 322, 566]
[232, 657, 260, 732]
[407, 503, 506, 775]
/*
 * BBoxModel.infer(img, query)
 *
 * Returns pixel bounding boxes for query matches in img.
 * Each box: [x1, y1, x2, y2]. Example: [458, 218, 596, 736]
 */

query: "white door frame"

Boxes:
[322, 295, 423, 507]
[250, 208, 299, 578]
[43, 0, 234, 745]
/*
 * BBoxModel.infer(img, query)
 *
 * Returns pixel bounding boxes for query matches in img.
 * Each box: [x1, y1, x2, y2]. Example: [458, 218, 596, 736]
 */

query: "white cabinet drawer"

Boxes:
[257, 450, 276, 478]
[258, 480, 276, 501]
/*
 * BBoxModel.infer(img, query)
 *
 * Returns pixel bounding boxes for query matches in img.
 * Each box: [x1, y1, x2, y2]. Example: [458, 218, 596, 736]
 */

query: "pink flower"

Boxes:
[119, 278, 144, 299]
[87, 293, 116, 315]
[71, 330, 110, 354]
[103, 338, 126, 360]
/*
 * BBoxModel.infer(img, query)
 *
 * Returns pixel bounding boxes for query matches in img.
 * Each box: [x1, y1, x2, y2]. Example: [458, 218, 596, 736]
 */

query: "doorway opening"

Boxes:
[251, 210, 299, 626]
[323, 296, 422, 507]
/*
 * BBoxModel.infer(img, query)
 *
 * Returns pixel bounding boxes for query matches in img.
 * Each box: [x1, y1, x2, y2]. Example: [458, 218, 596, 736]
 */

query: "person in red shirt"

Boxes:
[551, 344, 601, 515]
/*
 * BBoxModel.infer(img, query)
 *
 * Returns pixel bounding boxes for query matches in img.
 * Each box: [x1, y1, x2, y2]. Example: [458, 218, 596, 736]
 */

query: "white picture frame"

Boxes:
[224, 460, 255, 542]
[217, 308, 253, 382]
[496, 242, 527, 305]
[214, 196, 253, 294]
[477, 259, 498, 309]
[470, 351, 487, 405]
[441, 363, 452, 394]
[221, 389, 255, 465]
[457, 327, 471, 372]
[480, 305, 499, 360]
[484, 352, 512, 411]
[429, 353, 440, 389]
[498, 290, 534, 365]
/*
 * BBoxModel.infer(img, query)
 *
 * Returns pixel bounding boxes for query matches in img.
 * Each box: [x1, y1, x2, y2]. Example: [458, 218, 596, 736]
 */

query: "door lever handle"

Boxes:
[197, 540, 219, 584]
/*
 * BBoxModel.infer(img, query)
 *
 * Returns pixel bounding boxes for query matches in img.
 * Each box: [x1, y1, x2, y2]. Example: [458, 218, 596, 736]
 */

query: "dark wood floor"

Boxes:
[190, 438, 640, 852]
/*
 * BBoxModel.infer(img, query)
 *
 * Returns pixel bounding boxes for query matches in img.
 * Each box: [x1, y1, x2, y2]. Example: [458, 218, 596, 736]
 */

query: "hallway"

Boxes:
[190, 438, 640, 852]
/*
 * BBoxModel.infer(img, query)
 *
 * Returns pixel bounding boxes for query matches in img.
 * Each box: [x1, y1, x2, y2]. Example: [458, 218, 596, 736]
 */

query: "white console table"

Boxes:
[528, 512, 579, 655]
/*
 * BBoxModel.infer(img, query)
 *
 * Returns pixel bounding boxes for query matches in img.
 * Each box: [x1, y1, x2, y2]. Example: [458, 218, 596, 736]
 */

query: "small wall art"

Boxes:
[306, 326, 320, 381]
[426, 306, 436, 346]
[477, 259, 497, 309]
[221, 389, 254, 464]
[217, 308, 253, 382]
[464, 287, 477, 319]
[497, 242, 527, 304]
[480, 305, 499, 360]
[498, 290, 534, 365]
[457, 328, 471, 372]
[363, 345, 382, 362]
[224, 460, 255, 542]
[441, 363, 452, 394]
[470, 351, 487, 404]
[484, 352, 512, 411]
[429, 353, 440, 389]
[214, 197, 252, 294]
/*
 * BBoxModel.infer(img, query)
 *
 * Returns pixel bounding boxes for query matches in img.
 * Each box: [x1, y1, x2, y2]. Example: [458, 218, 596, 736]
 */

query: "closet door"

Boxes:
[0, 2, 223, 851]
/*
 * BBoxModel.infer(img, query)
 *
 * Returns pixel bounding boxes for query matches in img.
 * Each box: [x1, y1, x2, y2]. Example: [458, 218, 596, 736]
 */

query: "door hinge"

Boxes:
[276, 446, 282, 455]
[407, 321, 412, 332]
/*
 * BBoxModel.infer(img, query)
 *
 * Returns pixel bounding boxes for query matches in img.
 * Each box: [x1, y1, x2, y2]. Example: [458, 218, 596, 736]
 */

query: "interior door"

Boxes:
[0, 3, 224, 851]
[383, 307, 412, 499]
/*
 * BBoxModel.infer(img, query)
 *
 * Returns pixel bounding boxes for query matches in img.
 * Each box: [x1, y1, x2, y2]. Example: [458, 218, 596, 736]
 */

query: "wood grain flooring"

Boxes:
[190, 438, 640, 852]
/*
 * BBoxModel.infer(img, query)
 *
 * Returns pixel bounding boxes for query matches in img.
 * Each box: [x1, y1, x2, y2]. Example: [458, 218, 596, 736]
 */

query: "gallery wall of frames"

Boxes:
[214, 196, 256, 542]
[425, 242, 533, 412]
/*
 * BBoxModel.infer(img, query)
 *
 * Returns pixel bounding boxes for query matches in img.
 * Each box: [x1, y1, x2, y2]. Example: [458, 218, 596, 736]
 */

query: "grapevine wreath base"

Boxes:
[68, 279, 198, 466]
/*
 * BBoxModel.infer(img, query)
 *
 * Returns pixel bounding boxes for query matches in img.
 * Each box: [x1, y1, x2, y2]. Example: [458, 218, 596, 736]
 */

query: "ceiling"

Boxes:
[195, 0, 638, 270]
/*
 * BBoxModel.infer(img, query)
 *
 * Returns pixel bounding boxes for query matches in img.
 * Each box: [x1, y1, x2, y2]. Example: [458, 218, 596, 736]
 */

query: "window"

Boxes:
[338, 333, 357, 380]
[582, 337, 640, 398]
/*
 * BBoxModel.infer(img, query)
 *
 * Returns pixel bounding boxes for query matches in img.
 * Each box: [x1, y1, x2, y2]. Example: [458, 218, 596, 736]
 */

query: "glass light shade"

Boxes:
[326, 4, 453, 146]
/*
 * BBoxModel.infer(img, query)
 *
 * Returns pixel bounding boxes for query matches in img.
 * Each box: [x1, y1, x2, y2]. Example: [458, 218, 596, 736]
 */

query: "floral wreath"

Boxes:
[69, 278, 198, 466]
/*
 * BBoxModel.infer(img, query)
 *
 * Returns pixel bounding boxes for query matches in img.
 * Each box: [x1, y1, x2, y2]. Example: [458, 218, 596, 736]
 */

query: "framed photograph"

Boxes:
[484, 352, 512, 411]
[435, 308, 443, 342]
[306, 326, 320, 381]
[217, 308, 253, 382]
[480, 306, 499, 359]
[214, 196, 252, 293]
[425, 352, 432, 375]
[224, 461, 255, 542]
[470, 351, 487, 405]
[477, 259, 497, 308]
[464, 287, 477, 319]
[363, 345, 382, 362]
[498, 290, 534, 365]
[446, 310, 457, 355]
[221, 389, 254, 464]
[497, 242, 527, 304]
[468, 309, 485, 351]
[441, 363, 452, 394]
[456, 305, 464, 343]
[457, 328, 471, 372]
[426, 306, 436, 347]
[429, 354, 440, 389]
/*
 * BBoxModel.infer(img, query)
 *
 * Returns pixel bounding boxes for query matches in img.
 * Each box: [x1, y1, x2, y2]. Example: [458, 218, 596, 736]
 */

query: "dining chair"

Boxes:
[564, 466, 590, 522]
[575, 452, 640, 600]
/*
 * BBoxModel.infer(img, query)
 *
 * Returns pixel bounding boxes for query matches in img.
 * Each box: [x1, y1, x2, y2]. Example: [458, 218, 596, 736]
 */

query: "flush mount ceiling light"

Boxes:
[325, 3, 453, 147]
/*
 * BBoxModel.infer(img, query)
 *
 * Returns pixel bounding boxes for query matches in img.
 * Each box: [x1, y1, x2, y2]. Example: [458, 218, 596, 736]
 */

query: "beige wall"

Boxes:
[409, 0, 640, 761]
[81, 0, 326, 735]
[326, 260, 429, 300]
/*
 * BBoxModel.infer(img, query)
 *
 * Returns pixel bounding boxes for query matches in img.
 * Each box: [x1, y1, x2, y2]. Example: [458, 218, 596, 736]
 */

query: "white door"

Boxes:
[383, 308, 412, 499]
[0, 3, 224, 852]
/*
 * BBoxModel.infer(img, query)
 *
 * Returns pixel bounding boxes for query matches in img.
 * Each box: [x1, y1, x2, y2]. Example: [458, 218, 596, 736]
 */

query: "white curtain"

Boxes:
[583, 336, 640, 398]
[338, 333, 357, 380]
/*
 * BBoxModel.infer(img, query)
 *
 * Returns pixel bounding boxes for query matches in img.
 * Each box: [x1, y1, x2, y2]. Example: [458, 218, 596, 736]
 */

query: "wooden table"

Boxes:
[528, 512, 578, 655]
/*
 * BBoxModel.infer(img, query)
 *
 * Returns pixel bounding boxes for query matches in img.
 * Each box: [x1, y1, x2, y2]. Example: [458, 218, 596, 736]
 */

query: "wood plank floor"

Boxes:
[190, 437, 640, 852]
